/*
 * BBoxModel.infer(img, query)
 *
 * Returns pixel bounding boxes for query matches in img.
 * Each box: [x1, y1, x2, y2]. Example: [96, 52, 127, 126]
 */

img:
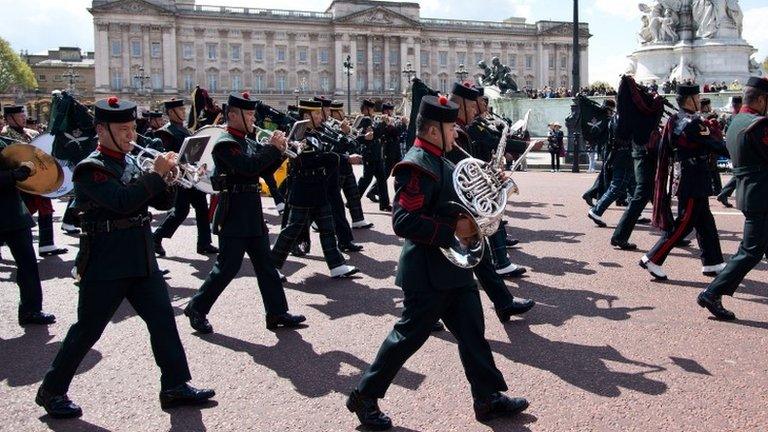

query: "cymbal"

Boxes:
[0, 143, 64, 195]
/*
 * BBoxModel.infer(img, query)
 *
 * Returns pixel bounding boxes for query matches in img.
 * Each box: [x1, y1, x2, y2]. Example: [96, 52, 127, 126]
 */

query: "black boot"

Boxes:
[431, 321, 445, 332]
[346, 390, 392, 431]
[474, 392, 529, 422]
[159, 383, 215, 409]
[36, 387, 82, 419]
[153, 236, 166, 257]
[339, 242, 364, 253]
[610, 240, 637, 251]
[717, 195, 733, 208]
[496, 299, 535, 323]
[197, 244, 219, 255]
[266, 313, 307, 330]
[184, 304, 213, 334]
[697, 291, 736, 321]
[19, 310, 56, 326]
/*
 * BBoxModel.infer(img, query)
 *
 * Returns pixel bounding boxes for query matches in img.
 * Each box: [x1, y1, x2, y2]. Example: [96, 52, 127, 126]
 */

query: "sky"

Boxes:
[2, 0, 766, 86]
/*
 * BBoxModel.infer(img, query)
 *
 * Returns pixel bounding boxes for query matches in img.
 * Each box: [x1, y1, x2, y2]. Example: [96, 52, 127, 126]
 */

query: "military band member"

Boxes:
[153, 98, 218, 257]
[329, 101, 373, 230]
[357, 99, 392, 211]
[451, 83, 528, 279]
[368, 102, 405, 200]
[0, 106, 56, 327]
[716, 95, 744, 208]
[313, 96, 362, 252]
[2, 105, 68, 257]
[184, 92, 306, 334]
[270, 99, 359, 279]
[37, 97, 214, 419]
[698, 77, 768, 320]
[640, 84, 728, 280]
[347, 95, 528, 431]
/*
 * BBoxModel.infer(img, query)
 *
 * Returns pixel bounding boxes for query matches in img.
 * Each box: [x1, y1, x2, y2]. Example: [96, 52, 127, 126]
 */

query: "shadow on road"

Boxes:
[0, 326, 102, 388]
[288, 275, 404, 321]
[202, 331, 426, 398]
[165, 400, 219, 432]
[40, 416, 112, 432]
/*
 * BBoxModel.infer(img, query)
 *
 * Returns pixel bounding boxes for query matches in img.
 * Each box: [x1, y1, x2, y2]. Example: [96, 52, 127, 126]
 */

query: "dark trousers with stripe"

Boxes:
[191, 235, 289, 315]
[154, 188, 212, 248]
[707, 211, 768, 297]
[340, 173, 365, 223]
[646, 197, 723, 266]
[358, 159, 390, 209]
[42, 272, 191, 394]
[271, 204, 345, 270]
[0, 228, 43, 314]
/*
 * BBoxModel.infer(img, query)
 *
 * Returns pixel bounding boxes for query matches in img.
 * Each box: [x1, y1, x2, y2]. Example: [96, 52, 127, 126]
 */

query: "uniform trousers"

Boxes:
[191, 235, 289, 315]
[358, 159, 390, 209]
[0, 228, 43, 314]
[646, 197, 724, 266]
[340, 173, 365, 223]
[611, 149, 656, 244]
[357, 283, 507, 400]
[707, 211, 768, 297]
[271, 204, 344, 270]
[42, 272, 191, 394]
[154, 188, 212, 248]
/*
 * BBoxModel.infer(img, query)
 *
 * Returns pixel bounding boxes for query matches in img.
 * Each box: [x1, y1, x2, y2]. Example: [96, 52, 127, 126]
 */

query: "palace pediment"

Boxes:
[334, 6, 420, 28]
[89, 0, 172, 16]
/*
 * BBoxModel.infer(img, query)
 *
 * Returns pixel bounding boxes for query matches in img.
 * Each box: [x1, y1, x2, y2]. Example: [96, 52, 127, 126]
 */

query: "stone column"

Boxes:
[367, 35, 373, 92]
[121, 25, 131, 92]
[163, 25, 178, 92]
[334, 33, 344, 92]
[384, 37, 390, 93]
[414, 38, 421, 77]
[350, 36, 357, 92]
[288, 32, 296, 89]
[94, 23, 110, 92]
[580, 46, 588, 88]
[538, 42, 548, 88]
[400, 37, 409, 90]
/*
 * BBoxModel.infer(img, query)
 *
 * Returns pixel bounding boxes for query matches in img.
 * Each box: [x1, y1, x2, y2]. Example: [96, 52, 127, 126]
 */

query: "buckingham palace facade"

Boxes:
[90, 0, 590, 109]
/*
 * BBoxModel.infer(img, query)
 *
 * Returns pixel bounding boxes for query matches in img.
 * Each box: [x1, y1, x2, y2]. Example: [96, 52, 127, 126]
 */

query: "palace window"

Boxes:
[420, 51, 429, 67]
[390, 48, 398, 65]
[231, 74, 242, 91]
[276, 46, 286, 62]
[457, 52, 466, 67]
[549, 53, 555, 70]
[525, 55, 533, 69]
[207, 72, 218, 92]
[130, 40, 141, 57]
[231, 44, 241, 62]
[276, 73, 287, 93]
[152, 71, 162, 90]
[151, 42, 161, 58]
[206, 43, 217, 60]
[110, 70, 122, 90]
[183, 73, 194, 92]
[373, 48, 382, 65]
[110, 40, 122, 57]
[320, 75, 330, 92]
[298, 47, 308, 63]
[356, 76, 365, 92]
[561, 55, 567, 69]
[253, 72, 264, 92]
[439, 51, 448, 67]
[254, 45, 264, 62]
[373, 77, 382, 91]
[357, 49, 364, 63]
[319, 48, 329, 64]
[182, 43, 193, 60]
[439, 77, 448, 93]
[508, 54, 517, 69]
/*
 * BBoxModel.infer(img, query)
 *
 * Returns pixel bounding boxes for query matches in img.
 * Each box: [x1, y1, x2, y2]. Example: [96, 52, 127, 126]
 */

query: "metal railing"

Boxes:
[184, 4, 332, 20]
[420, 18, 537, 33]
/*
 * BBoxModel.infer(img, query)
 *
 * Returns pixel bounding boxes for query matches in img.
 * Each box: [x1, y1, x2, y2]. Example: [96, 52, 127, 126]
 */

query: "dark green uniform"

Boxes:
[153, 122, 213, 250]
[188, 128, 289, 316]
[0, 145, 45, 318]
[707, 108, 768, 297]
[41, 146, 192, 394]
[357, 138, 507, 401]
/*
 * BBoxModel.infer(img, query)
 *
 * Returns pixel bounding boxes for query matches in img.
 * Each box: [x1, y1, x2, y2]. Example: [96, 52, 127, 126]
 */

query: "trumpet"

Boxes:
[127, 142, 202, 188]
[252, 126, 306, 158]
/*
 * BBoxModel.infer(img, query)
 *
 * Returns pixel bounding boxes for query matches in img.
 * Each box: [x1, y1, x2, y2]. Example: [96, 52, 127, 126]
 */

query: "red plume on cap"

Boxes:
[438, 95, 449, 106]
[107, 96, 119, 107]
[242, 91, 250, 100]
[463, 82, 472, 88]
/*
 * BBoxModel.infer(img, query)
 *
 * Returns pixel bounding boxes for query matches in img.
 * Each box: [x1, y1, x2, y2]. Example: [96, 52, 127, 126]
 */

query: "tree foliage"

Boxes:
[0, 37, 37, 93]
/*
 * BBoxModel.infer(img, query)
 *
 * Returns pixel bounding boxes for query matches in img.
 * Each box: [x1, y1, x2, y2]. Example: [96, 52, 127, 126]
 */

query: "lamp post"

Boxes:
[133, 65, 151, 98]
[62, 64, 80, 95]
[294, 87, 300, 105]
[343, 54, 354, 112]
[571, 0, 582, 173]
[455, 63, 469, 83]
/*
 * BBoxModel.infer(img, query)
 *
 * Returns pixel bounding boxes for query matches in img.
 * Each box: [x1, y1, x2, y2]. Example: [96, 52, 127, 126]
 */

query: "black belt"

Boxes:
[296, 168, 327, 177]
[81, 213, 152, 234]
[224, 183, 262, 194]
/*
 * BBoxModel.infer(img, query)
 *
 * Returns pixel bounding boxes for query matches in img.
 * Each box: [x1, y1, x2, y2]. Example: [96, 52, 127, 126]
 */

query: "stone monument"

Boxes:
[629, 0, 760, 85]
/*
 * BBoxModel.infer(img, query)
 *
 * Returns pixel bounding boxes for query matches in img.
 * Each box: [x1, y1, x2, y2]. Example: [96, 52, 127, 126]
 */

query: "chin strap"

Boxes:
[106, 123, 125, 153]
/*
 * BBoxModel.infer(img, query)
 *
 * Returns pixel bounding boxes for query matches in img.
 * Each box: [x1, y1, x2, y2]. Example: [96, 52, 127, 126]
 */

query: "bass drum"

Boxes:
[191, 125, 226, 194]
[31, 133, 74, 198]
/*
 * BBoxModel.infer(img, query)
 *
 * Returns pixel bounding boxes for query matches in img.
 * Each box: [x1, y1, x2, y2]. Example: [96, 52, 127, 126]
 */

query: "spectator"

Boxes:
[547, 122, 564, 172]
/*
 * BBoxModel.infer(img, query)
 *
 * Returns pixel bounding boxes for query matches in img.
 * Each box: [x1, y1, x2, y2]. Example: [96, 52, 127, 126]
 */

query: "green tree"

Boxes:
[0, 37, 37, 93]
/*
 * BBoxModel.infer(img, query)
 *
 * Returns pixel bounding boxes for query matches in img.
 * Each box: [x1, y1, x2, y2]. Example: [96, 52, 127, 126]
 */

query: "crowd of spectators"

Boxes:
[658, 79, 743, 94]
[521, 83, 617, 99]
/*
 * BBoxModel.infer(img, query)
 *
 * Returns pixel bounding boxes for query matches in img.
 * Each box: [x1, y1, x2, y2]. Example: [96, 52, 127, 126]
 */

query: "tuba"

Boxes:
[441, 118, 537, 269]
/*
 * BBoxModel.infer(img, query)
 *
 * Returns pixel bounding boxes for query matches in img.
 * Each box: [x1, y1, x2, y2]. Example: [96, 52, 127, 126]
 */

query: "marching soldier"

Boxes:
[716, 95, 744, 208]
[37, 96, 214, 418]
[368, 102, 405, 198]
[698, 77, 768, 320]
[0, 105, 56, 327]
[313, 96, 362, 252]
[2, 105, 68, 257]
[329, 101, 373, 229]
[347, 95, 528, 430]
[357, 99, 392, 211]
[153, 98, 218, 257]
[270, 99, 359, 279]
[184, 92, 306, 334]
[640, 84, 728, 280]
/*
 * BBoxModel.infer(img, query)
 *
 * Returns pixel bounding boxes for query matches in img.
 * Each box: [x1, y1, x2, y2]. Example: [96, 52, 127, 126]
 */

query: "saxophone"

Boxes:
[442, 117, 535, 269]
